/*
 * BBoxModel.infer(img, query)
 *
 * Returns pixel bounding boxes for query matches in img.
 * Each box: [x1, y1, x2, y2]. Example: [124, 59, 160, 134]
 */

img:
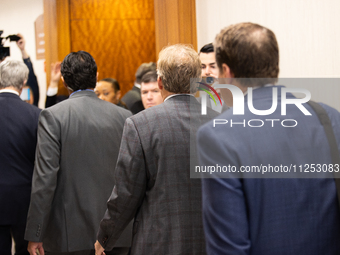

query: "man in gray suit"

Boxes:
[95, 44, 218, 255]
[25, 51, 132, 255]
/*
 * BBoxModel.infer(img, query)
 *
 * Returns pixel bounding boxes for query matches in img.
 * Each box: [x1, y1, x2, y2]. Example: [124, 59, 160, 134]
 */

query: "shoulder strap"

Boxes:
[307, 101, 340, 208]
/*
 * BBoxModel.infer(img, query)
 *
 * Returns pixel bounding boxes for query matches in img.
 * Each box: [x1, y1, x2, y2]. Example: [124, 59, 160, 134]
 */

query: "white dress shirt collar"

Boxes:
[0, 88, 20, 96]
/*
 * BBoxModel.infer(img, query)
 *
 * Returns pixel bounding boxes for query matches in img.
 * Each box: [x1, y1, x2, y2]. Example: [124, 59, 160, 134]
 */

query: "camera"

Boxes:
[0, 31, 21, 60]
[202, 76, 217, 84]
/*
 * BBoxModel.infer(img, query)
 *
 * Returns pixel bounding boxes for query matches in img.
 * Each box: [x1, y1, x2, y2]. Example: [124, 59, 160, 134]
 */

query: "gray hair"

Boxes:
[0, 60, 29, 90]
[157, 44, 201, 94]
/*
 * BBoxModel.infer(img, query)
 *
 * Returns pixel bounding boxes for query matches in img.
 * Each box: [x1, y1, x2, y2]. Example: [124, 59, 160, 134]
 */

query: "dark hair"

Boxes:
[214, 22, 279, 86]
[199, 43, 214, 54]
[141, 70, 157, 84]
[135, 62, 156, 84]
[100, 78, 120, 92]
[61, 51, 97, 91]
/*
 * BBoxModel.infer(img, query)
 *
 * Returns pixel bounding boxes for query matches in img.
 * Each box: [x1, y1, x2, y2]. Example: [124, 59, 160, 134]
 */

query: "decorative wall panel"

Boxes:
[69, 0, 156, 95]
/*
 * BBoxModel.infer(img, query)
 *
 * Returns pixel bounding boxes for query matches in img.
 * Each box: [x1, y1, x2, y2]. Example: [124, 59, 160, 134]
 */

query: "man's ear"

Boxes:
[61, 76, 66, 87]
[157, 77, 163, 90]
[96, 72, 99, 82]
[61, 76, 71, 92]
[19, 80, 27, 94]
[116, 90, 121, 100]
[220, 63, 234, 78]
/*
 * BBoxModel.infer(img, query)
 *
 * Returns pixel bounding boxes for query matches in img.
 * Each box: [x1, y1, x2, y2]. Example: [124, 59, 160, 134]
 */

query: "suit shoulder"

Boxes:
[12, 100, 41, 120]
[206, 107, 220, 118]
[96, 98, 132, 116]
[26, 103, 42, 114]
[319, 103, 340, 119]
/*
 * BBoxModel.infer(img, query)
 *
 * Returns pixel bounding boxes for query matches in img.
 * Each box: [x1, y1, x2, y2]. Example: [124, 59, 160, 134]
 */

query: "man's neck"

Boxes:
[161, 90, 175, 101]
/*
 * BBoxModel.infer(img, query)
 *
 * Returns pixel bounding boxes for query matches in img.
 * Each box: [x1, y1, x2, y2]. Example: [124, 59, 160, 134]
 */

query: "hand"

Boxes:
[16, 33, 25, 51]
[16, 33, 29, 59]
[94, 240, 106, 255]
[50, 62, 62, 84]
[27, 241, 44, 255]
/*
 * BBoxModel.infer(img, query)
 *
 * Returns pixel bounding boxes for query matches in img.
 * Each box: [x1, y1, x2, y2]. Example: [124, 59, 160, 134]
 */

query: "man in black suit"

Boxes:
[0, 60, 41, 255]
[121, 62, 156, 114]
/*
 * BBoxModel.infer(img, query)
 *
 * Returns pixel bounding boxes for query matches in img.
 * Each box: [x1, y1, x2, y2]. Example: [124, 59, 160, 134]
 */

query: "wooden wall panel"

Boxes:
[56, 0, 71, 95]
[44, 0, 70, 96]
[70, 0, 154, 19]
[43, 0, 58, 89]
[154, 0, 197, 55]
[44, 0, 197, 97]
[69, 0, 156, 96]
[56, 0, 71, 61]
[70, 19, 155, 95]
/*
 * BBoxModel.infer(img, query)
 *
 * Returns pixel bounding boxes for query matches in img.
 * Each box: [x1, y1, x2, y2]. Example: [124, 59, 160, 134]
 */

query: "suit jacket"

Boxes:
[0, 92, 41, 225]
[24, 91, 133, 252]
[121, 86, 144, 114]
[97, 95, 219, 254]
[197, 85, 340, 255]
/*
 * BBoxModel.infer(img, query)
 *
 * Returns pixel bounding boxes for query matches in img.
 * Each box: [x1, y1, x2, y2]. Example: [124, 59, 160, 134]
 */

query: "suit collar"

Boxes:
[0, 89, 20, 96]
[163, 94, 200, 107]
[132, 86, 141, 92]
[164, 94, 195, 102]
[69, 90, 96, 99]
[0, 91, 21, 100]
[244, 85, 286, 101]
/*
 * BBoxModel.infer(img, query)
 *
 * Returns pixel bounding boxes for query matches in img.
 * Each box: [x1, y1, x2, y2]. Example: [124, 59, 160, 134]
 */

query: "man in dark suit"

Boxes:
[0, 60, 41, 255]
[197, 22, 340, 255]
[24, 51, 132, 255]
[95, 44, 218, 255]
[121, 62, 156, 114]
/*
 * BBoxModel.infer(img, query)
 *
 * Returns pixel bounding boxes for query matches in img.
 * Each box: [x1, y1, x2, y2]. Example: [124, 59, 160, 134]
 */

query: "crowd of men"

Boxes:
[1, 22, 340, 255]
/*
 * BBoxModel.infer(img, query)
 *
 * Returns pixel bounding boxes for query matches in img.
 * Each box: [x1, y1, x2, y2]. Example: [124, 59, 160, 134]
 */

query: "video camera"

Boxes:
[0, 31, 21, 60]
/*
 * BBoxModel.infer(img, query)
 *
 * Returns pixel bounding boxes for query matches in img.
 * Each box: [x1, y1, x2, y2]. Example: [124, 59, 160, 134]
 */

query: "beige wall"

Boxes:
[196, 0, 340, 110]
[0, 0, 46, 108]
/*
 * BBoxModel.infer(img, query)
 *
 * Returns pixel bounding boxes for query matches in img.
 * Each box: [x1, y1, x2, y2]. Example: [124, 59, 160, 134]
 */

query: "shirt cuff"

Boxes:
[47, 87, 58, 97]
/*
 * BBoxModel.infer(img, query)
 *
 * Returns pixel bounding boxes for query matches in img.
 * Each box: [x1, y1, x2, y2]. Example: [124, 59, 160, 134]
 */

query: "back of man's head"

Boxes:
[199, 43, 214, 54]
[135, 62, 156, 84]
[0, 60, 28, 90]
[214, 22, 279, 86]
[157, 44, 201, 94]
[61, 51, 97, 91]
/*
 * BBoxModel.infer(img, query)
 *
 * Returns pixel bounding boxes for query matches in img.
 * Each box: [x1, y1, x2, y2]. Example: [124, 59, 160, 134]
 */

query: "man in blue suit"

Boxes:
[197, 22, 340, 255]
[0, 60, 41, 255]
